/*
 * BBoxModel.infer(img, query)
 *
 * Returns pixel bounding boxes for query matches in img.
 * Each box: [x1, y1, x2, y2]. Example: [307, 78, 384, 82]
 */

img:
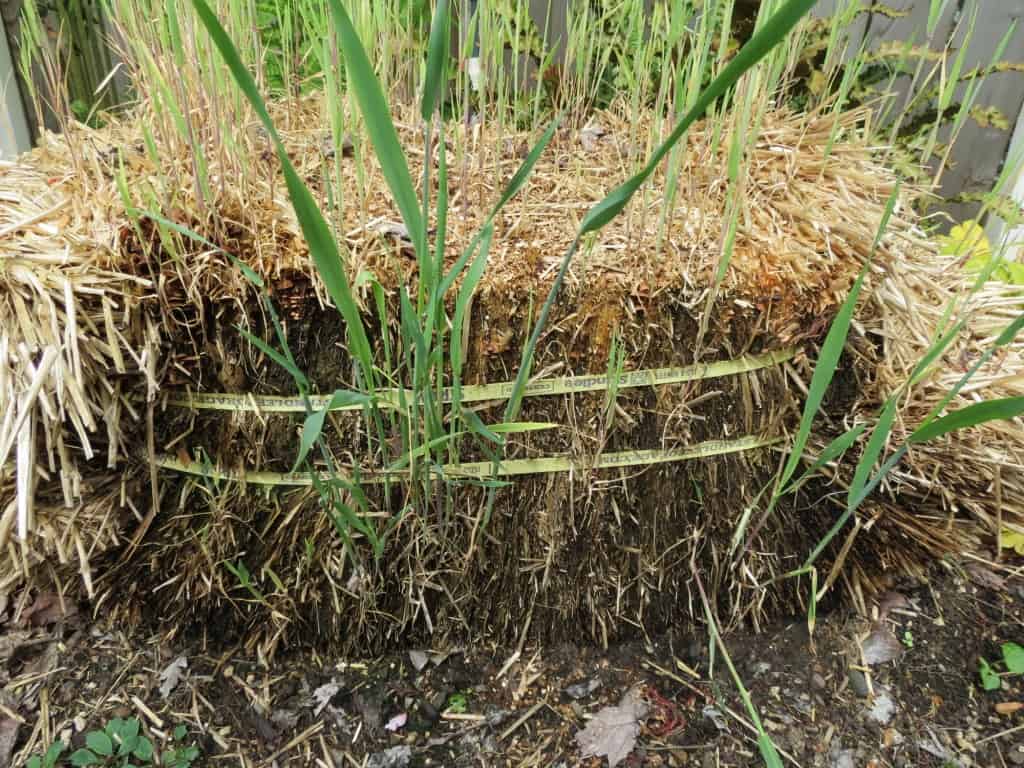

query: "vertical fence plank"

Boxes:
[0, 11, 30, 158]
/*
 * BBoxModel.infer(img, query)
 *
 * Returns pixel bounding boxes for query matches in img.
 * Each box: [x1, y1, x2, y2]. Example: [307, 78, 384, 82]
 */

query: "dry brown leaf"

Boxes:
[862, 627, 903, 665]
[576, 687, 649, 768]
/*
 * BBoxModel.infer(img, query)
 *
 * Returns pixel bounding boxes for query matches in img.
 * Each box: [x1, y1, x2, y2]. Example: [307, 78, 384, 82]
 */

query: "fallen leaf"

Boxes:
[867, 688, 897, 725]
[408, 650, 429, 671]
[366, 745, 412, 768]
[385, 712, 407, 732]
[20, 592, 76, 627]
[1000, 527, 1024, 554]
[995, 701, 1023, 715]
[271, 709, 300, 730]
[862, 628, 903, 665]
[159, 656, 188, 698]
[576, 687, 649, 768]
[876, 591, 913, 620]
[313, 682, 341, 717]
[367, 219, 412, 245]
[702, 705, 727, 731]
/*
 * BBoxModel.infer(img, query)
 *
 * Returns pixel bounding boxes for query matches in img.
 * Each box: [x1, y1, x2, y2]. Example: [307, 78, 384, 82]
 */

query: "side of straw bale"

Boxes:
[4, 97, 1019, 655]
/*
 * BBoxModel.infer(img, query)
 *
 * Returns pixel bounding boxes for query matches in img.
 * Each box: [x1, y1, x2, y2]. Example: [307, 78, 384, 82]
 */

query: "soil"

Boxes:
[5, 560, 1024, 768]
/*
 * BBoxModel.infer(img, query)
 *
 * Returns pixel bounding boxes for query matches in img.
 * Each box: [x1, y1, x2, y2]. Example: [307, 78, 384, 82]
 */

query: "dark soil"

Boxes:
[6, 561, 1024, 768]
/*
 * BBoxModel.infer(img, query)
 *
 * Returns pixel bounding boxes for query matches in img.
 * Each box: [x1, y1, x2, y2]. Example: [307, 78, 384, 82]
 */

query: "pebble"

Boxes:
[564, 678, 601, 700]
[1009, 744, 1024, 766]
[812, 672, 827, 690]
[848, 669, 870, 697]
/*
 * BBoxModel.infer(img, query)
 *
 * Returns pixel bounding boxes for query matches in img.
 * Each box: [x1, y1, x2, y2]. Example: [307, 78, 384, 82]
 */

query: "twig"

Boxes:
[977, 721, 1024, 744]
[259, 722, 324, 766]
[499, 700, 546, 742]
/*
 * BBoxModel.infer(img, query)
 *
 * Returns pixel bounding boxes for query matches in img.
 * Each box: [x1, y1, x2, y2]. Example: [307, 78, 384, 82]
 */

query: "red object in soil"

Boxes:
[644, 685, 687, 737]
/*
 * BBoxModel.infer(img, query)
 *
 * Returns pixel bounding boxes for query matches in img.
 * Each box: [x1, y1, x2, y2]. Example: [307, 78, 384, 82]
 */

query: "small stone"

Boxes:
[848, 669, 870, 697]
[564, 678, 601, 700]
[812, 673, 827, 690]
[832, 748, 855, 768]
[1008, 744, 1024, 766]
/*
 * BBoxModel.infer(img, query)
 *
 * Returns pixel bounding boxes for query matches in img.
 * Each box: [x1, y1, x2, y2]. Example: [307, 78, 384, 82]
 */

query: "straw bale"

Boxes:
[2, 95, 1019, 655]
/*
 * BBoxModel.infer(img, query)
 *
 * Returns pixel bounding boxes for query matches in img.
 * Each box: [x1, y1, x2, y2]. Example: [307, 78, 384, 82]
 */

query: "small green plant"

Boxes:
[979, 642, 1024, 691]
[902, 630, 914, 650]
[163, 726, 200, 768]
[25, 721, 198, 768]
[445, 691, 469, 714]
[69, 718, 154, 767]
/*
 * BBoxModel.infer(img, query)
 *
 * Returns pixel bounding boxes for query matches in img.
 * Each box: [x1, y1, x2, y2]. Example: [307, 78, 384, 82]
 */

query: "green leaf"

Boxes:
[43, 741, 66, 768]
[783, 424, 867, 494]
[420, 0, 449, 120]
[1002, 642, 1024, 674]
[191, 0, 375, 387]
[133, 736, 155, 761]
[326, 0, 425, 261]
[757, 733, 784, 768]
[86, 732, 113, 757]
[27, 758, 41, 768]
[387, 434, 463, 472]
[848, 396, 897, 506]
[173, 725, 188, 741]
[488, 118, 561, 219]
[461, 408, 503, 445]
[70, 749, 102, 766]
[980, 657, 1001, 690]
[236, 326, 309, 389]
[778, 264, 868, 490]
[489, 422, 558, 434]
[295, 390, 373, 470]
[909, 397, 1024, 443]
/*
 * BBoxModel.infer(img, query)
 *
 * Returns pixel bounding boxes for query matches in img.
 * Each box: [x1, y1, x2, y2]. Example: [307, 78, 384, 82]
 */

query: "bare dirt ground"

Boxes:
[5, 559, 1024, 768]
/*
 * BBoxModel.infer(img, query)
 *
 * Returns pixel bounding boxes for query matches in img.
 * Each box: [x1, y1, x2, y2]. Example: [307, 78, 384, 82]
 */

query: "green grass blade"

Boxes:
[578, 0, 816, 236]
[326, 0, 426, 260]
[919, 311, 1024, 428]
[296, 390, 374, 470]
[847, 396, 897, 506]
[191, 0, 375, 386]
[387, 434, 464, 472]
[758, 735, 784, 768]
[461, 408, 503, 445]
[910, 397, 1024, 443]
[490, 422, 558, 434]
[776, 265, 867, 489]
[783, 424, 867, 495]
[488, 118, 560, 218]
[420, 0, 449, 120]
[908, 320, 965, 385]
[236, 326, 308, 388]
